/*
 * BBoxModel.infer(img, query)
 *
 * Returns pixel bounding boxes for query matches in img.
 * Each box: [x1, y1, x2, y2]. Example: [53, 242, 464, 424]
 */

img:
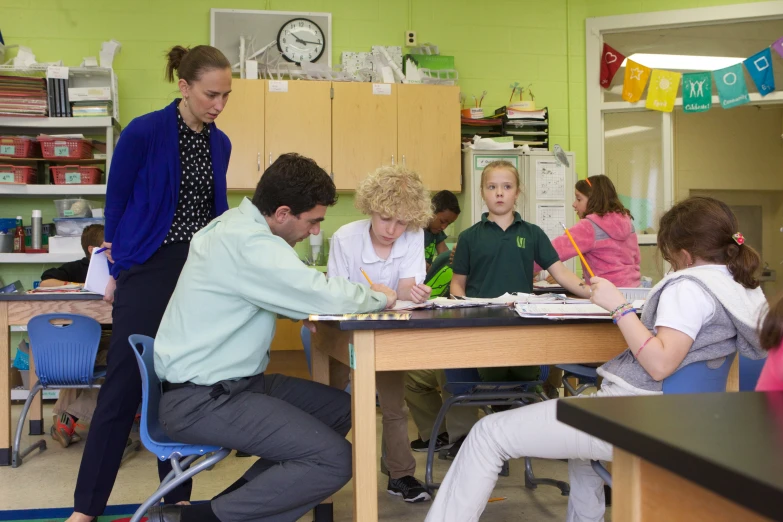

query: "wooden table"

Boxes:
[557, 392, 783, 521]
[311, 306, 638, 522]
[0, 293, 111, 466]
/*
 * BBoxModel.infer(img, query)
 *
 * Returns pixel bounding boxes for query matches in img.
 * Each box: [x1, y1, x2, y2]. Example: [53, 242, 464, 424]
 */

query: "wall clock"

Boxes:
[277, 17, 325, 64]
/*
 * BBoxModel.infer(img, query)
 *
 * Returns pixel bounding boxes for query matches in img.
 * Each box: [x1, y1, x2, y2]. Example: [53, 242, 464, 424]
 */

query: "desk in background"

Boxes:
[311, 306, 642, 522]
[558, 392, 783, 521]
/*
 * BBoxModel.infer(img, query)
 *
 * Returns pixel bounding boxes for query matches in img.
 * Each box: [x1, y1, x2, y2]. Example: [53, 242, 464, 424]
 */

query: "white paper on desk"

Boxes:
[535, 160, 565, 200]
[84, 250, 111, 295]
[392, 300, 432, 311]
[515, 302, 609, 317]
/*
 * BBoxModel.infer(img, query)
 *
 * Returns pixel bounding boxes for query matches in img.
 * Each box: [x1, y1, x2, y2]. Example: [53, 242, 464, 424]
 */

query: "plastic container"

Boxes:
[50, 165, 102, 185]
[618, 287, 652, 301]
[0, 165, 36, 184]
[23, 223, 52, 247]
[0, 136, 38, 158]
[54, 198, 93, 218]
[0, 233, 12, 253]
[53, 217, 104, 237]
[38, 137, 92, 160]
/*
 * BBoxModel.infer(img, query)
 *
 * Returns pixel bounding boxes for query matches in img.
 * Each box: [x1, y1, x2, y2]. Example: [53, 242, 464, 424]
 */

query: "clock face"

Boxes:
[277, 18, 325, 64]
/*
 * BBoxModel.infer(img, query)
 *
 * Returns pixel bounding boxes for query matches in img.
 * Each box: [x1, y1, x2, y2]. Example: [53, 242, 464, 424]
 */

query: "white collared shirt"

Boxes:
[328, 219, 426, 289]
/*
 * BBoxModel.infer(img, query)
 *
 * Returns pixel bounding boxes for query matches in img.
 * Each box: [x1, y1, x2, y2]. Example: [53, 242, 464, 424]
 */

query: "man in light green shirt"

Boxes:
[148, 154, 396, 522]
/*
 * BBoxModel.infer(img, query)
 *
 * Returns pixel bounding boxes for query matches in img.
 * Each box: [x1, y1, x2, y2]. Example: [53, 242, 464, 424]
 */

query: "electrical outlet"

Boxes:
[405, 30, 417, 47]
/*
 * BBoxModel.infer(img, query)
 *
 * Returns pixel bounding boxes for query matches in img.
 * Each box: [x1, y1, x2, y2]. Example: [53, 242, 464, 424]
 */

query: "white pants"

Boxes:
[426, 383, 636, 522]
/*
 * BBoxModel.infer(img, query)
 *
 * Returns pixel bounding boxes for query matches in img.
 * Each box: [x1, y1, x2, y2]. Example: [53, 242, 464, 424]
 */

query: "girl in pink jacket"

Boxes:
[550, 175, 641, 287]
[757, 292, 783, 391]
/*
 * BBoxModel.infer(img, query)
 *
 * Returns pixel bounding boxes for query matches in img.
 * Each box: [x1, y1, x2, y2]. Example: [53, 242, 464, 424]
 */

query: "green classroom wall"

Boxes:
[0, 0, 771, 290]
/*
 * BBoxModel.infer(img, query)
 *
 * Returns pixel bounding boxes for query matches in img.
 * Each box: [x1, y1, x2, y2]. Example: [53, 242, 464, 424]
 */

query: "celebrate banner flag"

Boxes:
[714, 63, 750, 109]
[682, 72, 712, 113]
[772, 36, 783, 59]
[645, 69, 681, 112]
[744, 48, 775, 96]
[600, 43, 625, 88]
[622, 59, 651, 102]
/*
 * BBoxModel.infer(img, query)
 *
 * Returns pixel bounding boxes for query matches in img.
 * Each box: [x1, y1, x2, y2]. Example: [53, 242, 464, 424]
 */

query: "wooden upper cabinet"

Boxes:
[218, 79, 265, 190]
[397, 84, 461, 192]
[265, 80, 332, 173]
[332, 83, 398, 190]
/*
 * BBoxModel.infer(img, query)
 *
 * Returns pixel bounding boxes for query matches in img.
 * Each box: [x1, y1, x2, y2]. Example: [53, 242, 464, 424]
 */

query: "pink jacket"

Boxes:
[756, 344, 783, 392]
[546, 212, 641, 287]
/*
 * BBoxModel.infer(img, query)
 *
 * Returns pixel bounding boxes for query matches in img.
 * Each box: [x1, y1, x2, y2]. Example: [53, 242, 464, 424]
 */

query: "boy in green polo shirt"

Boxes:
[424, 190, 460, 270]
[451, 160, 590, 381]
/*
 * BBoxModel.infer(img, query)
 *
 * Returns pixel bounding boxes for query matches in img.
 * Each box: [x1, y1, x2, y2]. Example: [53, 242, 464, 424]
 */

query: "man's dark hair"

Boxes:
[431, 190, 460, 215]
[252, 153, 338, 216]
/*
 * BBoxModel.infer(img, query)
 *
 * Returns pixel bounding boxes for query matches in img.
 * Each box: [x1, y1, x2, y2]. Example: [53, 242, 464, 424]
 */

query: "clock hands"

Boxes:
[297, 39, 321, 46]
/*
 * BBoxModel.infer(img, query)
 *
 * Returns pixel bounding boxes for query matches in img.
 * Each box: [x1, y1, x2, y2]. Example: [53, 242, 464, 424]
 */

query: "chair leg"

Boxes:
[524, 457, 570, 496]
[591, 460, 612, 488]
[425, 395, 462, 492]
[312, 503, 333, 522]
[12, 382, 47, 468]
[130, 449, 231, 522]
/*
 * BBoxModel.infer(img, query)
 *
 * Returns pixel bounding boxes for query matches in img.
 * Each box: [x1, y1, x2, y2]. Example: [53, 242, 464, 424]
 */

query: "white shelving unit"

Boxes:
[0, 184, 106, 196]
[11, 389, 59, 401]
[0, 253, 82, 263]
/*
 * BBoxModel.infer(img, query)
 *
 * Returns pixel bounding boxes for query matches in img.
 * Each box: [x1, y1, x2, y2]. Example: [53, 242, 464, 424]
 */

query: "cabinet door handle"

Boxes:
[402, 154, 406, 166]
[269, 153, 273, 166]
[391, 154, 395, 166]
[257, 152, 261, 171]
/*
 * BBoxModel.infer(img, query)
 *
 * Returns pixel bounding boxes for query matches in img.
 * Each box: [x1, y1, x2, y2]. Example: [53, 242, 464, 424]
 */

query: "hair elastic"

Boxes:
[732, 232, 745, 246]
[585, 178, 592, 187]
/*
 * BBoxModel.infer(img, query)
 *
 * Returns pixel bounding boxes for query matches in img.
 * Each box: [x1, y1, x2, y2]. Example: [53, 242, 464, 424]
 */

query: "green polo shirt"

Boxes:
[452, 212, 559, 298]
[424, 229, 448, 264]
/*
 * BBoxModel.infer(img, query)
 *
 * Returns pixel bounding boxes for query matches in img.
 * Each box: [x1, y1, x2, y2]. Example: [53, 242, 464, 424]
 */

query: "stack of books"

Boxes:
[495, 107, 549, 149]
[69, 86, 112, 118]
[0, 76, 48, 117]
[71, 101, 112, 117]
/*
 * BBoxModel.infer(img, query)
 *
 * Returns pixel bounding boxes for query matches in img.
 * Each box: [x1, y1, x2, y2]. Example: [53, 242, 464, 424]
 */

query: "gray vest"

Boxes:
[599, 275, 764, 392]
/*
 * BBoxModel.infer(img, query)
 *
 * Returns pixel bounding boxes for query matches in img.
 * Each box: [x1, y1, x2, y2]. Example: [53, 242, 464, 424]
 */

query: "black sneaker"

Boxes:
[387, 475, 432, 503]
[410, 432, 452, 452]
[446, 435, 467, 459]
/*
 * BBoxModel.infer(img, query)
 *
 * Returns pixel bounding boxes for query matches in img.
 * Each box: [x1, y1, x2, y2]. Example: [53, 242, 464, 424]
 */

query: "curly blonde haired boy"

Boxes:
[354, 165, 433, 228]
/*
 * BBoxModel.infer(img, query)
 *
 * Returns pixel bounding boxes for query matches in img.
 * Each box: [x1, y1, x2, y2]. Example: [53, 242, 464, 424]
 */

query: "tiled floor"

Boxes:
[0, 352, 604, 521]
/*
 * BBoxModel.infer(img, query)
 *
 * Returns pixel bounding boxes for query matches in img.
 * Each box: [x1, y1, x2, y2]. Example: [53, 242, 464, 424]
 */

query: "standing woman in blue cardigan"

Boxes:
[66, 45, 233, 522]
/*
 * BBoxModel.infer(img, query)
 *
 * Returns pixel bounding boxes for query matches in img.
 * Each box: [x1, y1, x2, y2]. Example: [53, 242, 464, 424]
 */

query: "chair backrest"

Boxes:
[127, 334, 176, 449]
[444, 366, 549, 395]
[662, 352, 736, 394]
[739, 355, 766, 391]
[27, 313, 102, 387]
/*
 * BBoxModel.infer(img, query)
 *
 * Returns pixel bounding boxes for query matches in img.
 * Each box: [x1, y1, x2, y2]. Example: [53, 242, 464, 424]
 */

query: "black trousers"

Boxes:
[74, 243, 192, 515]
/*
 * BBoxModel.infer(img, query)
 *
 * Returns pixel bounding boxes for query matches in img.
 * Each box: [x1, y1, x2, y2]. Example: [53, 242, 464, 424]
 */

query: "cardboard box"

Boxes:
[67, 86, 111, 101]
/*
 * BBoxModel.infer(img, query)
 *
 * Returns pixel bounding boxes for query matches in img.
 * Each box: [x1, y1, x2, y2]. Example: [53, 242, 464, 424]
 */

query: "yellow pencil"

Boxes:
[561, 222, 595, 278]
[487, 497, 507, 503]
[360, 268, 374, 285]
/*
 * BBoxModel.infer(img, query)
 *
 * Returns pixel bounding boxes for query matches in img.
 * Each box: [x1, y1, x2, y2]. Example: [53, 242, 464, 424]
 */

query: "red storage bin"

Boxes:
[0, 164, 36, 184]
[0, 137, 38, 158]
[50, 165, 102, 185]
[38, 138, 92, 160]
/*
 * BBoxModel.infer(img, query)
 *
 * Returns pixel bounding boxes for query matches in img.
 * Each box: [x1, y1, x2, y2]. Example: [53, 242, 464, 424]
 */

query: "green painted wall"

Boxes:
[0, 0, 770, 288]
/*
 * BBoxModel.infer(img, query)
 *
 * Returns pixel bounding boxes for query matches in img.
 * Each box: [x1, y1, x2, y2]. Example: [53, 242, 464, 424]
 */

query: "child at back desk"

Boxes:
[450, 160, 590, 381]
[424, 190, 460, 270]
[39, 224, 105, 287]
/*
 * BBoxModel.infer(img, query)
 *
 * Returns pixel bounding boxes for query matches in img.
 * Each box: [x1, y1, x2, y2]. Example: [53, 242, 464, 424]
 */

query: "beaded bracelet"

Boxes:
[635, 336, 654, 358]
[612, 307, 636, 325]
[610, 302, 630, 317]
[610, 303, 634, 322]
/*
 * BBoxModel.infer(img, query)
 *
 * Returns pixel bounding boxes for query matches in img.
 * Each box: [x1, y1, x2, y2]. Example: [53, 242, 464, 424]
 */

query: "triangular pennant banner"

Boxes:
[682, 72, 712, 113]
[772, 37, 783, 59]
[744, 48, 775, 96]
[600, 43, 625, 88]
[714, 63, 750, 109]
[622, 59, 651, 102]
[645, 69, 681, 112]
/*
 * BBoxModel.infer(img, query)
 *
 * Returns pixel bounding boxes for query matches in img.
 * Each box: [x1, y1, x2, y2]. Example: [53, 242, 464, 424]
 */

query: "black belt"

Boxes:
[161, 381, 192, 393]
[162, 380, 228, 399]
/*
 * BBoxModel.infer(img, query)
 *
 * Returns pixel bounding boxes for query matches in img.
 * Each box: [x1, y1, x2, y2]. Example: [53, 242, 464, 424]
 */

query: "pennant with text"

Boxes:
[713, 63, 749, 109]
[621, 59, 651, 102]
[744, 48, 775, 96]
[682, 72, 712, 113]
[600, 43, 625, 88]
[645, 69, 681, 112]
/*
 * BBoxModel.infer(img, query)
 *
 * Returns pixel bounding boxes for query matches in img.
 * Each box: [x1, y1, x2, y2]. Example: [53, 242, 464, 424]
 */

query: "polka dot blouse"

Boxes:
[163, 106, 216, 245]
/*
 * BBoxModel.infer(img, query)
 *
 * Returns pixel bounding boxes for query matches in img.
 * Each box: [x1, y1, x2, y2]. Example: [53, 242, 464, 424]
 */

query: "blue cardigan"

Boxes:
[104, 100, 231, 277]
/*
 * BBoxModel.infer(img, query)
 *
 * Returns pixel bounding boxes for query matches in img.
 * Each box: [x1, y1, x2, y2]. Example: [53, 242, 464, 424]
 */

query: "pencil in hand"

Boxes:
[560, 223, 595, 278]
[360, 267, 374, 285]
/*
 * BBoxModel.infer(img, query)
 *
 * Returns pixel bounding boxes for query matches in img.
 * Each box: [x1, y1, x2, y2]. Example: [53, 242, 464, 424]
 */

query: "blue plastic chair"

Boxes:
[557, 364, 599, 395]
[424, 366, 570, 495]
[12, 314, 107, 467]
[127, 335, 230, 522]
[739, 354, 766, 391]
[592, 352, 737, 488]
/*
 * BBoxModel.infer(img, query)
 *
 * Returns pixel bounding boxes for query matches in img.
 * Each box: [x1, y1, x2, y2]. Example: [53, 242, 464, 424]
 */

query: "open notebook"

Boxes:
[515, 300, 646, 320]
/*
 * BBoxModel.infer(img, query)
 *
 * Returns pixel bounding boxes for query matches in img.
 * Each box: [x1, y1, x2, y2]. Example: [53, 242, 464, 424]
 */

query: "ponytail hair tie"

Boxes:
[732, 232, 745, 246]
[585, 178, 592, 187]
